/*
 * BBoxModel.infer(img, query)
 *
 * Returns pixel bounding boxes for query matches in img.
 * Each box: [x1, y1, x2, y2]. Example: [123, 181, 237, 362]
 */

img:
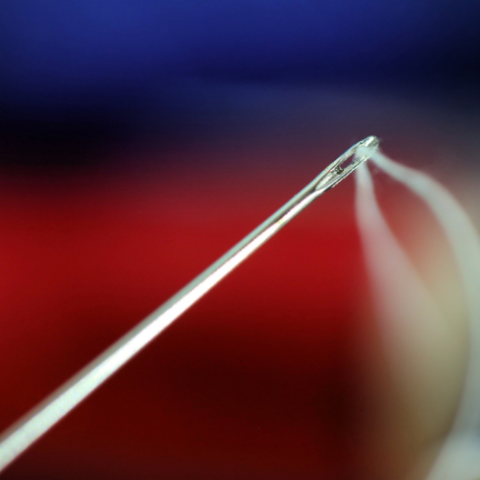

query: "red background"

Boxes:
[0, 140, 417, 479]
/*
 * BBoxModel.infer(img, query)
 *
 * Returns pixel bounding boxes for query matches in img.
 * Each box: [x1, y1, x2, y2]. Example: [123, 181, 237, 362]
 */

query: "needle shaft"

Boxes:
[0, 136, 378, 472]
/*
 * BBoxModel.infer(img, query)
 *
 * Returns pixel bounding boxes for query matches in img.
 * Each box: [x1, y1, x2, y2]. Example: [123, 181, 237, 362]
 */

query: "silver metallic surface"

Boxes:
[0, 136, 379, 473]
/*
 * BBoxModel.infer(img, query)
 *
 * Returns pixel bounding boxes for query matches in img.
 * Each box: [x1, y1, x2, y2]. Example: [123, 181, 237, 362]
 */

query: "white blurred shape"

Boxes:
[355, 163, 453, 436]
[358, 149, 480, 479]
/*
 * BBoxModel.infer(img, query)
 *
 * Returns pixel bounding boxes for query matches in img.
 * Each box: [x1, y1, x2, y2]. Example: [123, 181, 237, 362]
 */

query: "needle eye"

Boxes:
[315, 136, 379, 192]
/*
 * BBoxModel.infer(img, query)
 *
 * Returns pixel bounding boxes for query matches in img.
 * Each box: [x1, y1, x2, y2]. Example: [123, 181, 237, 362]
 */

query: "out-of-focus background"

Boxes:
[1, 2, 480, 479]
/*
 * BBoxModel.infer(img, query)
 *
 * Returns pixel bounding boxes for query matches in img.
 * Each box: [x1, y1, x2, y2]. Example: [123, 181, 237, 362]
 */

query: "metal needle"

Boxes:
[0, 136, 379, 472]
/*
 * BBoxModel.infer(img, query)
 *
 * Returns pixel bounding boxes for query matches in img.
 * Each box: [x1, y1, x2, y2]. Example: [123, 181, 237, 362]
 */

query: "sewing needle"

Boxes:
[0, 135, 379, 472]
